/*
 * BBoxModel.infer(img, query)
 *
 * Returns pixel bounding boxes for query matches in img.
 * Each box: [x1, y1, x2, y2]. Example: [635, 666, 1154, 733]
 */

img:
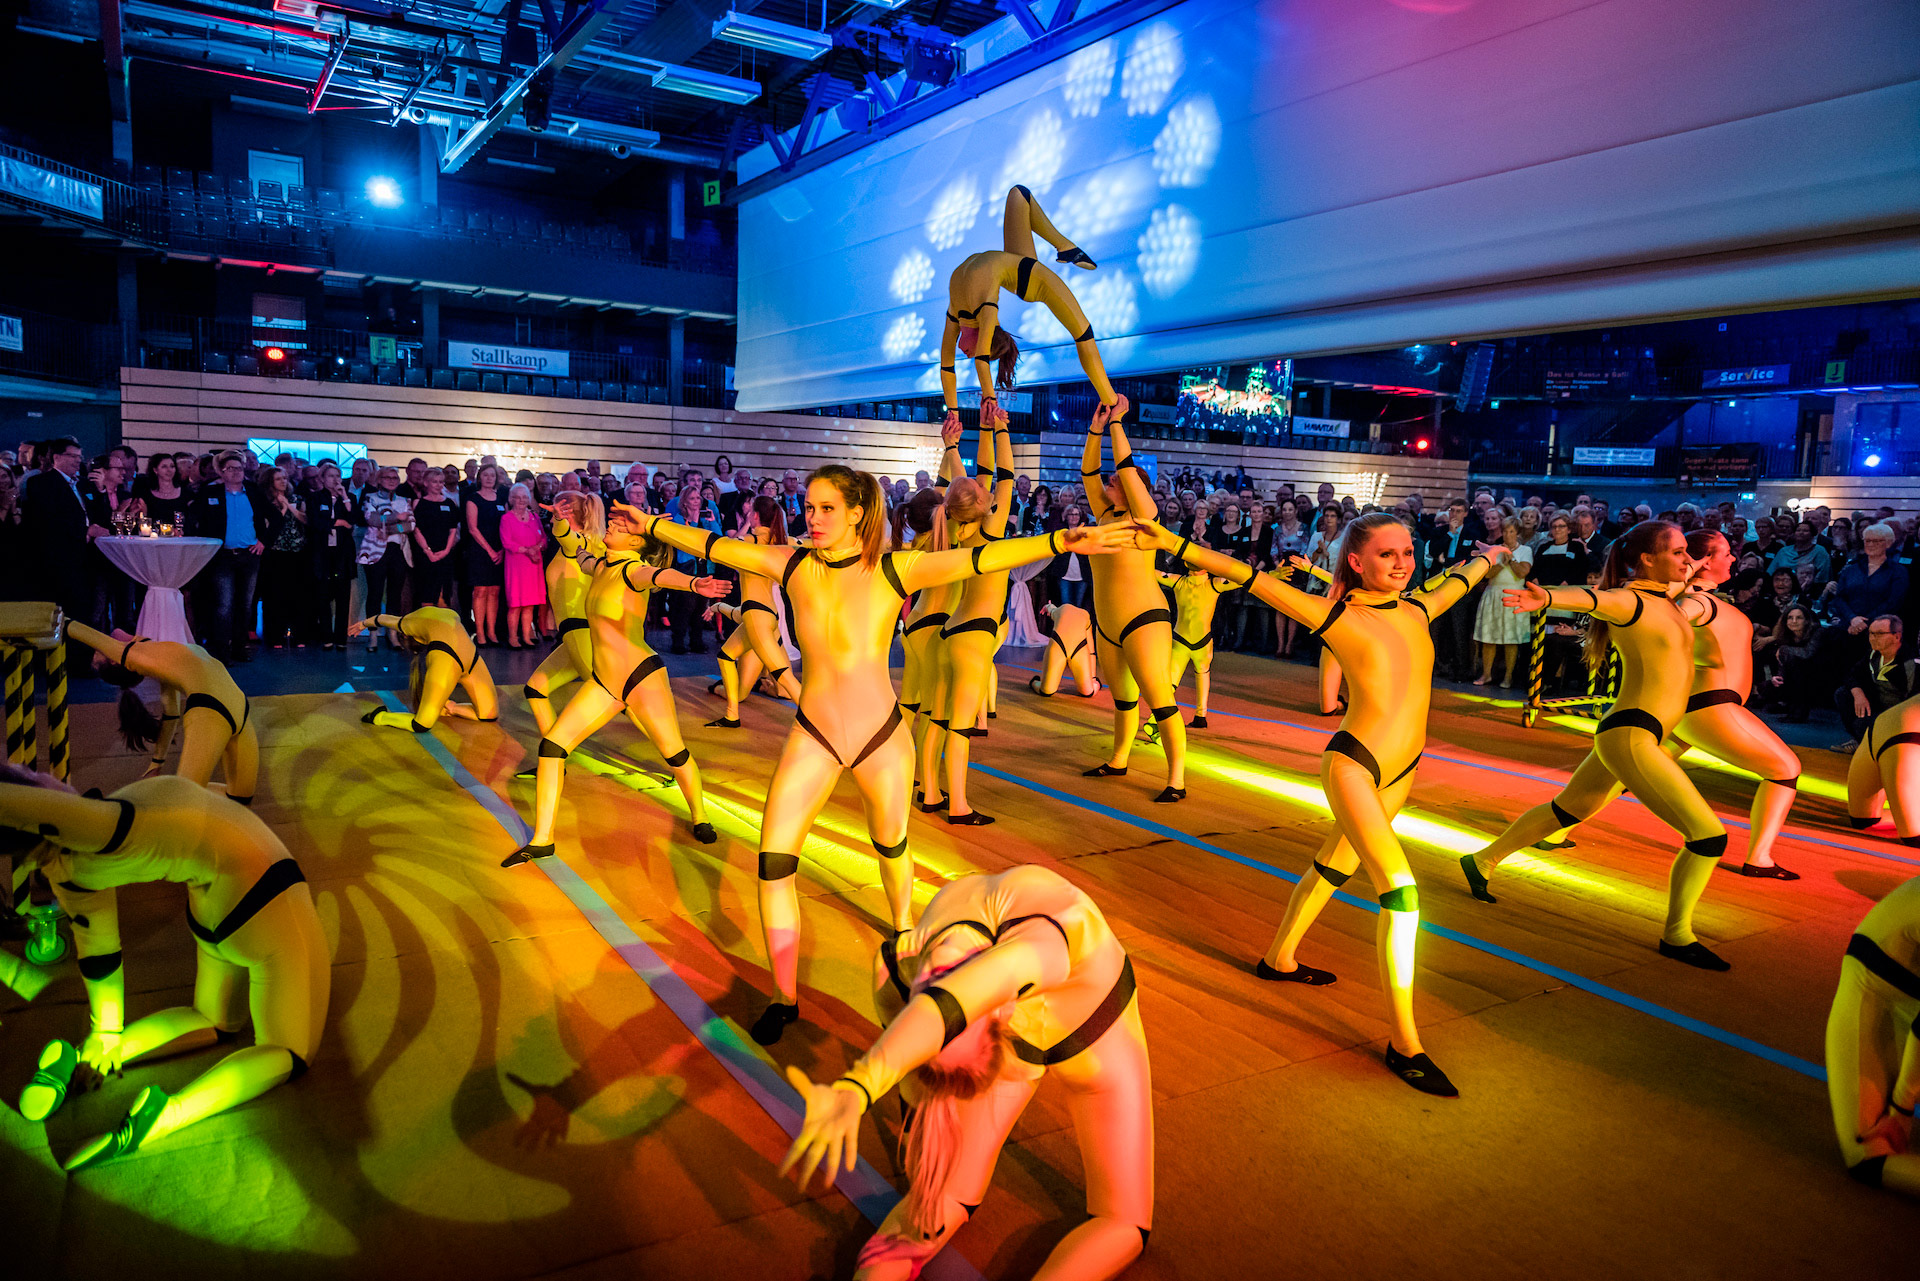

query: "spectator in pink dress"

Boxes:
[500, 483, 549, 650]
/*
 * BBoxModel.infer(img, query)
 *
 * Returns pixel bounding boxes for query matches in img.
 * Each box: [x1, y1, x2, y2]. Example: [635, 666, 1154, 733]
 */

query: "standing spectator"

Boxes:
[500, 483, 547, 649]
[465, 463, 508, 645]
[1472, 516, 1533, 687]
[83, 453, 136, 632]
[410, 469, 462, 608]
[1424, 499, 1477, 681]
[357, 465, 412, 651]
[307, 461, 357, 650]
[779, 469, 806, 535]
[397, 457, 429, 501]
[1827, 523, 1908, 655]
[186, 452, 267, 663]
[257, 466, 308, 650]
[131, 453, 189, 528]
[1048, 505, 1091, 608]
[667, 489, 722, 653]
[1834, 616, 1917, 750]
[20, 437, 95, 637]
[1770, 520, 1832, 584]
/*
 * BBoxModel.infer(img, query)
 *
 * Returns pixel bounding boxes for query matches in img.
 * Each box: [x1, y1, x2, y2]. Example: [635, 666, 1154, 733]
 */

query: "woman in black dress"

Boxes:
[257, 467, 309, 650]
[306, 461, 357, 650]
[131, 454, 189, 529]
[411, 472, 462, 610]
[464, 464, 508, 645]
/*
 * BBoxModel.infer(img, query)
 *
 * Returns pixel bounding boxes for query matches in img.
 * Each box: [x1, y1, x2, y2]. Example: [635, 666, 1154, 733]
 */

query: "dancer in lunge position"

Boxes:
[69, 621, 257, 804]
[632, 467, 1129, 1044]
[1826, 873, 1920, 1198]
[3, 766, 328, 1169]
[704, 495, 803, 728]
[1459, 521, 1737, 971]
[1140, 514, 1503, 1096]
[350, 606, 499, 732]
[501, 505, 730, 866]
[1031, 601, 1102, 699]
[521, 493, 604, 739]
[1081, 407, 1188, 802]
[781, 865, 1151, 1280]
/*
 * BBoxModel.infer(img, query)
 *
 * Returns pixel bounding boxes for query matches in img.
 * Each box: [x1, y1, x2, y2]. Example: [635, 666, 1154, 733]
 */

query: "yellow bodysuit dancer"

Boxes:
[1846, 688, 1920, 844]
[1460, 521, 1735, 970]
[1828, 874, 1920, 1198]
[902, 427, 967, 807]
[351, 606, 500, 732]
[1031, 602, 1101, 699]
[522, 494, 605, 740]
[4, 768, 328, 1169]
[635, 469, 1128, 1044]
[502, 507, 730, 866]
[72, 621, 257, 804]
[781, 865, 1152, 1281]
[939, 185, 1112, 416]
[1160, 560, 1236, 729]
[1146, 514, 1500, 1096]
[925, 413, 1018, 825]
[1082, 408, 1189, 802]
[705, 495, 804, 727]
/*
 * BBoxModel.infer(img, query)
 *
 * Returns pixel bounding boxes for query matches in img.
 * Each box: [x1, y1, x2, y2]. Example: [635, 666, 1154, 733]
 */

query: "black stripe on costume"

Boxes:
[1621, 594, 1646, 626]
[880, 934, 913, 1002]
[1875, 731, 1920, 761]
[1387, 754, 1423, 788]
[1597, 707, 1665, 742]
[620, 654, 667, 702]
[1310, 600, 1348, 639]
[925, 986, 970, 1046]
[759, 851, 800, 880]
[1015, 255, 1037, 301]
[421, 638, 475, 674]
[182, 691, 239, 736]
[1311, 860, 1351, 887]
[101, 799, 135, 854]
[702, 531, 720, 560]
[1009, 955, 1135, 1066]
[782, 548, 807, 590]
[740, 599, 778, 619]
[1174, 631, 1213, 651]
[189, 859, 305, 947]
[943, 616, 1001, 639]
[1115, 607, 1172, 645]
[905, 611, 950, 635]
[1847, 933, 1920, 1001]
[1550, 799, 1582, 829]
[1686, 689, 1744, 713]
[77, 950, 123, 980]
[1076, 324, 1094, 344]
[1327, 730, 1382, 787]
[662, 747, 690, 768]
[880, 554, 908, 600]
[997, 913, 1071, 948]
[557, 617, 589, 636]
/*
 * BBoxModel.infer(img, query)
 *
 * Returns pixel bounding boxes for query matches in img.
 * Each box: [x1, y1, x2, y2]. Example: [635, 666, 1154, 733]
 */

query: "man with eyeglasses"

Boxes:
[20, 437, 101, 659]
[1835, 615, 1918, 752]
[185, 452, 268, 663]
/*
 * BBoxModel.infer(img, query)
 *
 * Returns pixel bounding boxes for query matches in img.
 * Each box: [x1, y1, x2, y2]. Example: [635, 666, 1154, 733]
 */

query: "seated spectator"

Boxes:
[1834, 615, 1918, 749]
[1770, 520, 1832, 584]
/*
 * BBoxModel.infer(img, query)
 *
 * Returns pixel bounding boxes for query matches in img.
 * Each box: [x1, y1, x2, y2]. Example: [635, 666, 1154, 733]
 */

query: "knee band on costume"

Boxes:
[873, 837, 908, 860]
[77, 950, 123, 981]
[759, 851, 800, 880]
[1767, 774, 1801, 789]
[1848, 1155, 1888, 1187]
[931, 717, 950, 731]
[958, 726, 987, 738]
[1311, 860, 1352, 888]
[1113, 697, 1139, 711]
[1686, 833, 1730, 859]
[287, 1050, 309, 1082]
[538, 738, 570, 759]
[663, 747, 691, 768]
[1549, 799, 1582, 829]
[901, 701, 920, 714]
[1901, 835, 1920, 849]
[410, 719, 430, 733]
[1151, 705, 1179, 723]
[230, 794, 254, 807]
[1851, 816, 1880, 829]
[1378, 885, 1419, 912]
[523, 684, 546, 701]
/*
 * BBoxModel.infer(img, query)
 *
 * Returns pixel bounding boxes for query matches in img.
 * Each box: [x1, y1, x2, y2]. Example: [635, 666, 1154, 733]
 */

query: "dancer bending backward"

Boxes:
[1461, 521, 1736, 970]
[502, 507, 731, 866]
[1527, 529, 1805, 877]
[634, 468, 1129, 1044]
[939, 185, 1113, 422]
[1146, 514, 1502, 1096]
[1082, 408, 1191, 802]
[1845, 685, 1920, 844]
[782, 865, 1151, 1281]
[522, 493, 605, 740]
[1031, 601, 1102, 699]
[704, 495, 804, 728]
[900, 426, 967, 802]
[1160, 556, 1237, 729]
[926, 414, 1019, 825]
[69, 621, 257, 804]
[351, 606, 499, 732]
[3, 768, 328, 1169]
[1827, 873, 1920, 1198]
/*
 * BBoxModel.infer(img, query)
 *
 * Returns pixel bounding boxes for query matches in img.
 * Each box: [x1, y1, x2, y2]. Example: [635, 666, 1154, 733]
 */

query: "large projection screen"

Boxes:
[735, 0, 1920, 413]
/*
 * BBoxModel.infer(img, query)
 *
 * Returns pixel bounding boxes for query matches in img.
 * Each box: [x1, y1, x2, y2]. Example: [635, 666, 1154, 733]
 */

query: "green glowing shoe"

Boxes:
[19, 1039, 77, 1122]
[64, 1085, 167, 1172]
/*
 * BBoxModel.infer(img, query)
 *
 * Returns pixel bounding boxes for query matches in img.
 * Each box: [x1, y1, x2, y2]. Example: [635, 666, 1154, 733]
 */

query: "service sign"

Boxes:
[1573, 446, 1657, 467]
[1702, 365, 1790, 389]
[447, 341, 570, 378]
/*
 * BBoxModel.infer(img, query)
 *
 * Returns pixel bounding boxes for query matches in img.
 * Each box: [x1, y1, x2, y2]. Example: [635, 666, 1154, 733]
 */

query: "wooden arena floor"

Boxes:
[4, 650, 1917, 1280]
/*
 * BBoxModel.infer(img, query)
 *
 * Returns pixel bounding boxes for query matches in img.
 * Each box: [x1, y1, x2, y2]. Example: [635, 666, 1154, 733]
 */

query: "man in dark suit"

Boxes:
[20, 437, 101, 651]
[186, 451, 268, 662]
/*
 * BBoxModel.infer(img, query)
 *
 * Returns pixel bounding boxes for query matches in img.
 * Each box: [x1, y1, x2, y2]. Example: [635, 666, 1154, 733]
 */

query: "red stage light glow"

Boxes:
[264, 347, 287, 362]
[1414, 437, 1431, 452]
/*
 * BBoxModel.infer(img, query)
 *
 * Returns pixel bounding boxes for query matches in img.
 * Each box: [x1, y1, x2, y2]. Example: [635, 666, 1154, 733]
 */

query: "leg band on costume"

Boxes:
[410, 719, 429, 734]
[286, 1050, 309, 1081]
[1902, 835, 1920, 848]
[1852, 816, 1879, 829]
[873, 837, 908, 860]
[523, 684, 545, 701]
[663, 747, 690, 767]
[759, 851, 800, 880]
[1311, 860, 1351, 887]
[1686, 834, 1729, 859]
[538, 737, 569, 759]
[229, 795, 253, 807]
[77, 950, 123, 980]
[1112, 697, 1139, 711]
[957, 726, 987, 738]
[1550, 798, 1582, 829]
[1849, 1156, 1888, 1187]
[1378, 885, 1419, 912]
[1151, 704, 1179, 723]
[924, 986, 970, 1046]
[1768, 776, 1801, 789]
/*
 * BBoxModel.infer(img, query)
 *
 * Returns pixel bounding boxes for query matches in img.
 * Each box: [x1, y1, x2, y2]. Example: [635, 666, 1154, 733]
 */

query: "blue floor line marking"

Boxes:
[378, 695, 979, 1272]
[973, 763, 1827, 1082]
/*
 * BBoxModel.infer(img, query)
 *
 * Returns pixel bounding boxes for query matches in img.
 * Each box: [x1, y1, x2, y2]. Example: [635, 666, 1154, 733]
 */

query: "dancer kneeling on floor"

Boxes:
[5, 768, 328, 1169]
[782, 865, 1151, 1281]
[1846, 679, 1920, 846]
[350, 606, 500, 732]
[69, 621, 258, 804]
[1031, 601, 1101, 699]
[1827, 873, 1920, 1198]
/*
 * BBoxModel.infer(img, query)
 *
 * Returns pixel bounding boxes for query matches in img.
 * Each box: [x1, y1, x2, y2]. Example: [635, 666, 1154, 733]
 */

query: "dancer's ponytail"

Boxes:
[990, 331, 1020, 392]
[96, 662, 160, 751]
[899, 1022, 1007, 1238]
[1585, 519, 1677, 671]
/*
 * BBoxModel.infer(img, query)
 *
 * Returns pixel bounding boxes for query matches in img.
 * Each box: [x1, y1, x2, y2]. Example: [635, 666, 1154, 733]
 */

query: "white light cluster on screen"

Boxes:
[890, 249, 935, 303]
[1055, 162, 1154, 242]
[926, 175, 982, 250]
[1137, 204, 1199, 297]
[1062, 40, 1116, 118]
[1122, 22, 1183, 116]
[1153, 96, 1220, 188]
[883, 313, 927, 360]
[994, 108, 1067, 198]
[1083, 271, 1140, 345]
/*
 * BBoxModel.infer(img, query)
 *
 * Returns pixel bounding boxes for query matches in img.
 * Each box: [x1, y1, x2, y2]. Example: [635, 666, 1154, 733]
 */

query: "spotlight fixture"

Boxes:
[263, 346, 287, 362]
[365, 176, 403, 207]
[711, 11, 831, 60]
[524, 69, 553, 132]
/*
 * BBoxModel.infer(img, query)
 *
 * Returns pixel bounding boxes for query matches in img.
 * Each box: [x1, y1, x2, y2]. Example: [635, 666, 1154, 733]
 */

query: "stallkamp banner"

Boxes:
[1292, 416, 1351, 439]
[447, 341, 570, 378]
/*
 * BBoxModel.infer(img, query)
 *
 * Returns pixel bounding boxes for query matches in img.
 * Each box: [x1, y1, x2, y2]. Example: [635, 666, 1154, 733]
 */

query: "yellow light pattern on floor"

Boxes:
[1541, 715, 1846, 800]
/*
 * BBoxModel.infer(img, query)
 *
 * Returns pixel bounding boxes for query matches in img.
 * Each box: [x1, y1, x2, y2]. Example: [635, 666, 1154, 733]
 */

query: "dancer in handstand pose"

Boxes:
[632, 469, 1129, 1043]
[705, 495, 804, 727]
[501, 505, 730, 865]
[1140, 514, 1503, 1095]
[781, 865, 1151, 1280]
[3, 766, 327, 1169]
[1826, 873, 1920, 1198]
[1031, 601, 1102, 699]
[1460, 521, 1736, 970]
[351, 605, 499, 732]
[69, 621, 257, 804]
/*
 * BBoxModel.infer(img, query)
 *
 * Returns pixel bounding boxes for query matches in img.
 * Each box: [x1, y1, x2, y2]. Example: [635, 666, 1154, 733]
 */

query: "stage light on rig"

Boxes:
[365, 176, 403, 207]
[1414, 436, 1432, 453]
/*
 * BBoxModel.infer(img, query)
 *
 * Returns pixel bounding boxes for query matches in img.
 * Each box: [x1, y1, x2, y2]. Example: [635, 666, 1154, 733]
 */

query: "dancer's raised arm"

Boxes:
[1504, 581, 1649, 623]
[1105, 409, 1149, 517]
[624, 504, 788, 579]
[1136, 522, 1333, 631]
[982, 412, 1015, 540]
[1081, 416, 1111, 518]
[1409, 544, 1508, 617]
[897, 522, 1128, 595]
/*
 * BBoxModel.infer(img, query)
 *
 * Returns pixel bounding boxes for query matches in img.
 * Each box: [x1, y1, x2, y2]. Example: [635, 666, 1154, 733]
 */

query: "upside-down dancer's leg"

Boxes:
[1032, 273, 1116, 407]
[524, 683, 626, 848]
[1121, 624, 1185, 797]
[1003, 184, 1082, 260]
[1826, 955, 1920, 1196]
[1847, 736, 1887, 829]
[1593, 729, 1729, 958]
[1677, 706, 1802, 869]
[1264, 768, 1418, 983]
[369, 655, 462, 732]
[525, 642, 584, 736]
[1033, 1006, 1154, 1281]
[848, 725, 917, 932]
[623, 673, 714, 839]
[743, 612, 801, 703]
[1094, 632, 1141, 771]
[173, 711, 233, 788]
[755, 729, 846, 1012]
[942, 631, 1000, 821]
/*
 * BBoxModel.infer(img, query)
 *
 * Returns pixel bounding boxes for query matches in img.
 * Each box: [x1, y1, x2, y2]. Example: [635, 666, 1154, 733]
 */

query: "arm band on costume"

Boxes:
[1894, 1100, 1915, 1117]
[1048, 529, 1063, 555]
[835, 1077, 874, 1110]
[970, 545, 986, 572]
[77, 949, 123, 980]
[994, 468, 1016, 482]
[924, 986, 970, 1047]
[1082, 466, 1103, 476]
[702, 531, 720, 559]
[1174, 537, 1191, 563]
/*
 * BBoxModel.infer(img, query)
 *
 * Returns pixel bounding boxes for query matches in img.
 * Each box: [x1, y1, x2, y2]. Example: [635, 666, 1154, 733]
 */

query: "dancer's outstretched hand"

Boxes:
[1474, 541, 1510, 563]
[610, 499, 652, 529]
[346, 618, 370, 638]
[1503, 582, 1550, 613]
[79, 1029, 124, 1077]
[1122, 518, 1175, 552]
[1064, 521, 1138, 555]
[779, 1065, 866, 1192]
[693, 576, 731, 599]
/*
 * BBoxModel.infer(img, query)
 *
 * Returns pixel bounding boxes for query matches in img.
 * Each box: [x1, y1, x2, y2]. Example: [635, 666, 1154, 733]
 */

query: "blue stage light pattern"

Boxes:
[883, 313, 927, 361]
[1062, 41, 1116, 119]
[1152, 95, 1220, 188]
[994, 108, 1069, 198]
[925, 175, 983, 251]
[1121, 21, 1183, 117]
[1137, 204, 1200, 298]
[890, 249, 935, 304]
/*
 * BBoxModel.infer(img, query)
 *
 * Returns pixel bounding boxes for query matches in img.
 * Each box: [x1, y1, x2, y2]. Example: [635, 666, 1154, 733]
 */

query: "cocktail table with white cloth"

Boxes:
[95, 536, 221, 644]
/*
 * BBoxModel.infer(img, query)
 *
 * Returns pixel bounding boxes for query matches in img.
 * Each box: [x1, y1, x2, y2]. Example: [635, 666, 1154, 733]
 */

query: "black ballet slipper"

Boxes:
[707, 679, 725, 697]
[1153, 787, 1187, 803]
[1256, 959, 1336, 986]
[360, 708, 381, 724]
[1056, 246, 1097, 270]
[1384, 1044, 1459, 1098]
[1658, 939, 1731, 971]
[945, 810, 996, 826]
[1190, 715, 1208, 729]
[691, 821, 718, 844]
[1028, 676, 1045, 695]
[750, 1001, 800, 1046]
[501, 843, 556, 868]
[1084, 764, 1128, 778]
[1460, 855, 1498, 904]
[705, 716, 742, 729]
[1723, 862, 1799, 881]
[914, 791, 949, 814]
[1316, 701, 1348, 717]
[1533, 837, 1578, 851]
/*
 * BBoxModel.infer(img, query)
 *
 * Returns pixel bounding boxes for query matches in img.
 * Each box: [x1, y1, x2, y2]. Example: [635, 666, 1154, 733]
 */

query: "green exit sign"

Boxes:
[1824, 360, 1847, 385]
[702, 180, 721, 207]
